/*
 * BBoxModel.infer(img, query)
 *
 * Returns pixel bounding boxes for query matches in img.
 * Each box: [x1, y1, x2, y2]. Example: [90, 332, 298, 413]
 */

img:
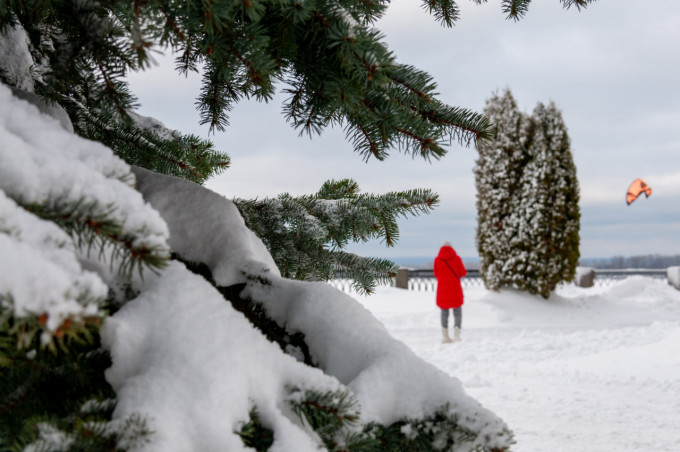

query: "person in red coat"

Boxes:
[433, 241, 467, 343]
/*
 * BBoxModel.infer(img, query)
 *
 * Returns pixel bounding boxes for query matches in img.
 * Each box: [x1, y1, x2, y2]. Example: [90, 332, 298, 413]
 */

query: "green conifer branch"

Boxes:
[332, 251, 399, 293]
[0, 296, 103, 355]
[287, 386, 513, 452]
[317, 179, 361, 199]
[237, 407, 275, 452]
[561, 0, 596, 12]
[421, 0, 460, 27]
[288, 386, 360, 450]
[502, 0, 532, 21]
[2, 0, 596, 171]
[346, 0, 390, 24]
[503, 0, 596, 21]
[68, 105, 230, 184]
[236, 180, 438, 293]
[0, 307, 149, 450]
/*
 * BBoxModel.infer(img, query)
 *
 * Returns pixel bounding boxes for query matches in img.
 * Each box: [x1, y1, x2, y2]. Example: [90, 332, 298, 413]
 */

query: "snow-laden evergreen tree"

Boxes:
[474, 90, 580, 298]
[474, 89, 531, 290]
[1, 0, 594, 450]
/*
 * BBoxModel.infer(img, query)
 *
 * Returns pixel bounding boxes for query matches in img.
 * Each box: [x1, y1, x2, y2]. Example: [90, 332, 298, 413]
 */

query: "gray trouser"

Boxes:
[441, 308, 462, 329]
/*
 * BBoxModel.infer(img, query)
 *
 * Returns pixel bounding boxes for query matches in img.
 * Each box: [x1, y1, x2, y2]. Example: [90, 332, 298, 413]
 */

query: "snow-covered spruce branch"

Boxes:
[240, 274, 514, 452]
[234, 179, 438, 293]
[165, 252, 511, 452]
[0, 84, 171, 344]
[0, 190, 108, 351]
[128, 168, 513, 451]
[174, 260, 508, 451]
[173, 257, 319, 367]
[288, 386, 360, 450]
[23, 198, 168, 278]
[0, 86, 168, 450]
[288, 389, 496, 452]
[0, 84, 171, 278]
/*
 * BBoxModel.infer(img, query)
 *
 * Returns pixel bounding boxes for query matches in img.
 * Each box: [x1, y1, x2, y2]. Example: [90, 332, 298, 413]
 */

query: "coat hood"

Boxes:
[437, 245, 458, 260]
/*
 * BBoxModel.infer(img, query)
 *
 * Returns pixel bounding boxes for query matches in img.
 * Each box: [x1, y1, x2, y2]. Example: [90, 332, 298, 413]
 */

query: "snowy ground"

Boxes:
[351, 277, 680, 452]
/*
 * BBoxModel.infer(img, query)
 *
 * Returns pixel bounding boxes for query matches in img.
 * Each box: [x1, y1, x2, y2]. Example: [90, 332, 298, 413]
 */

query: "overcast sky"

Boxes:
[127, 0, 680, 263]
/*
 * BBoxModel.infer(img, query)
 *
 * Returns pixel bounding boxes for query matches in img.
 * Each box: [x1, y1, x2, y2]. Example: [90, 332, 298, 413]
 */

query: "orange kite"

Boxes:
[626, 178, 652, 205]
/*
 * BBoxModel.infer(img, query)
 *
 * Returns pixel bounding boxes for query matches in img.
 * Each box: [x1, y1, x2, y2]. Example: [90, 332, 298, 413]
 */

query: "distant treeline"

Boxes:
[580, 255, 680, 269]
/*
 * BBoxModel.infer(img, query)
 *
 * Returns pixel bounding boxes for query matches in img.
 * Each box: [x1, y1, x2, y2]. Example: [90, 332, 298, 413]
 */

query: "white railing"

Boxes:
[328, 268, 670, 294]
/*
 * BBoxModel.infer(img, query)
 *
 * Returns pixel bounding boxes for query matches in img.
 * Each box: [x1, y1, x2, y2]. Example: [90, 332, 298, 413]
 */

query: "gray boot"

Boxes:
[442, 327, 453, 343]
[453, 327, 461, 342]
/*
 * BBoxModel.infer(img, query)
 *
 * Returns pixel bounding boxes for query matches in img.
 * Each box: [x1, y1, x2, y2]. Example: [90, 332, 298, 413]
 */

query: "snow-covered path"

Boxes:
[355, 277, 680, 452]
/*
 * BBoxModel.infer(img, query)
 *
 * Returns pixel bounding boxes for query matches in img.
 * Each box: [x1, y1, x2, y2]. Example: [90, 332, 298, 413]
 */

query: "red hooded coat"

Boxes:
[433, 245, 467, 309]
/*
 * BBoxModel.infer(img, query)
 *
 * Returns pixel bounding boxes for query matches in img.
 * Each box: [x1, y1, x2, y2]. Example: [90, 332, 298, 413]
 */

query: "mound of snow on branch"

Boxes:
[0, 191, 107, 334]
[102, 262, 339, 452]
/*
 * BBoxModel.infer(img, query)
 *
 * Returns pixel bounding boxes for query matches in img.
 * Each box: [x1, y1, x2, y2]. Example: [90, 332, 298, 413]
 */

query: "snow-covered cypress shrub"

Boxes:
[474, 89, 580, 298]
